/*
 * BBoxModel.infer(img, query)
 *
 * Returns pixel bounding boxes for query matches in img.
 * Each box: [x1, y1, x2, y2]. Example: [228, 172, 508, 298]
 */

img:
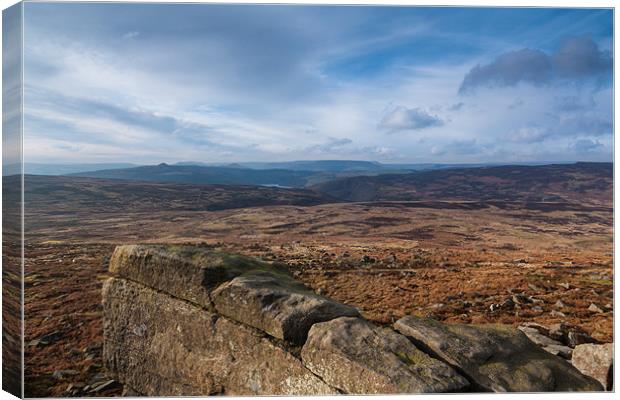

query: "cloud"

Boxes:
[448, 102, 464, 111]
[569, 138, 604, 154]
[508, 126, 549, 143]
[122, 31, 140, 39]
[379, 106, 443, 131]
[459, 36, 612, 93]
[304, 137, 353, 154]
[430, 139, 484, 156]
[553, 35, 612, 78]
[459, 49, 551, 93]
[20, 4, 613, 164]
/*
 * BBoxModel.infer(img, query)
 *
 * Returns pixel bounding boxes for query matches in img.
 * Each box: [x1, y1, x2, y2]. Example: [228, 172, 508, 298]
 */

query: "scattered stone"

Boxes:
[500, 298, 515, 309]
[301, 317, 468, 393]
[567, 331, 596, 348]
[52, 370, 79, 380]
[88, 372, 108, 384]
[361, 255, 376, 264]
[558, 282, 570, 290]
[554, 300, 566, 309]
[572, 343, 613, 390]
[65, 382, 86, 396]
[588, 303, 604, 314]
[511, 293, 530, 305]
[549, 310, 566, 318]
[528, 283, 541, 291]
[211, 270, 359, 345]
[67, 382, 85, 391]
[532, 305, 543, 312]
[547, 323, 569, 342]
[88, 379, 120, 393]
[395, 316, 602, 392]
[520, 322, 549, 333]
[543, 344, 573, 360]
[518, 326, 564, 348]
[37, 330, 63, 345]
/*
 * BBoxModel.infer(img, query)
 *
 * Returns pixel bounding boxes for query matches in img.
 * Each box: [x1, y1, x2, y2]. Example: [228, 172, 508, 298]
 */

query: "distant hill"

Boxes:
[309, 162, 613, 207]
[173, 160, 545, 172]
[3, 163, 141, 176]
[19, 175, 338, 213]
[70, 163, 316, 187]
[233, 160, 385, 172]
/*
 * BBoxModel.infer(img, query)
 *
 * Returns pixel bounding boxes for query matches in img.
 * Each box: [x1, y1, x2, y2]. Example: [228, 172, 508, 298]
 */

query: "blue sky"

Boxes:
[22, 4, 613, 164]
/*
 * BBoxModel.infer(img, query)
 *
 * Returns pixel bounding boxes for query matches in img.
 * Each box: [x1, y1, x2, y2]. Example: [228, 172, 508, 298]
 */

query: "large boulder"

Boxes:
[212, 270, 360, 345]
[300, 317, 469, 393]
[572, 343, 613, 390]
[109, 244, 289, 309]
[103, 278, 336, 396]
[394, 316, 603, 392]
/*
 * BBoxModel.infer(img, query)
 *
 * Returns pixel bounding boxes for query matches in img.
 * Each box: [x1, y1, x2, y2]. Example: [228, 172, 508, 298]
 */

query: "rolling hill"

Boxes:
[309, 162, 613, 206]
[19, 175, 338, 213]
[69, 163, 316, 187]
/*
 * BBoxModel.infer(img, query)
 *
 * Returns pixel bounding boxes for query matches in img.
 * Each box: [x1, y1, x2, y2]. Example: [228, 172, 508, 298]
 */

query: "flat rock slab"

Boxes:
[212, 270, 360, 345]
[109, 245, 289, 309]
[103, 277, 336, 396]
[395, 316, 603, 392]
[572, 343, 613, 390]
[301, 317, 469, 394]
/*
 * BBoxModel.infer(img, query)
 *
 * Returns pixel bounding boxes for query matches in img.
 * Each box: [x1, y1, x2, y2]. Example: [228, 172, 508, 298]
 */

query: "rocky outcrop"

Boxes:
[108, 245, 289, 309]
[211, 270, 359, 345]
[394, 316, 602, 392]
[103, 245, 608, 395]
[301, 317, 468, 393]
[572, 343, 613, 390]
[103, 278, 335, 396]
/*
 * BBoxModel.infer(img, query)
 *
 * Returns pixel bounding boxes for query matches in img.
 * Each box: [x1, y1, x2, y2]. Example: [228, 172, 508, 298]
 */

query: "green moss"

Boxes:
[395, 350, 432, 366]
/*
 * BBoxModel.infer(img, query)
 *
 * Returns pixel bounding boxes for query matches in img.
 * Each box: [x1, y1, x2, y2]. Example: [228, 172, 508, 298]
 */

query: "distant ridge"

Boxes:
[3, 162, 140, 176]
[70, 164, 316, 187]
[309, 162, 612, 206]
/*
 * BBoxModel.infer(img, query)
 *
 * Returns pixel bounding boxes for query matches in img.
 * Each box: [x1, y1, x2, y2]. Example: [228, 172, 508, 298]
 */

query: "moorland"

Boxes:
[9, 161, 612, 396]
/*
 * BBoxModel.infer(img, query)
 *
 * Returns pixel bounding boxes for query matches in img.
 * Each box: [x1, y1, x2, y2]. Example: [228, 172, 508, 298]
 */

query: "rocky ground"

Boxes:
[21, 198, 613, 396]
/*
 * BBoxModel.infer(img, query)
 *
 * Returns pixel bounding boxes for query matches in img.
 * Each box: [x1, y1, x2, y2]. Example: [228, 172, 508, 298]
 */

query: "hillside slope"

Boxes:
[309, 162, 612, 206]
[70, 163, 315, 187]
[20, 175, 338, 213]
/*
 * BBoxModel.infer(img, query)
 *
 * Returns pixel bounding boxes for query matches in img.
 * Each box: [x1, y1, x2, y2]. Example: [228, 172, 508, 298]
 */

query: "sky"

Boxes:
[21, 3, 613, 164]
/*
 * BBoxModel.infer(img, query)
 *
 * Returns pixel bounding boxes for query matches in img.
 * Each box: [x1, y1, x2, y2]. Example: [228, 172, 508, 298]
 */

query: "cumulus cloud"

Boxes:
[553, 35, 612, 78]
[379, 106, 443, 131]
[459, 49, 551, 93]
[459, 36, 612, 93]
